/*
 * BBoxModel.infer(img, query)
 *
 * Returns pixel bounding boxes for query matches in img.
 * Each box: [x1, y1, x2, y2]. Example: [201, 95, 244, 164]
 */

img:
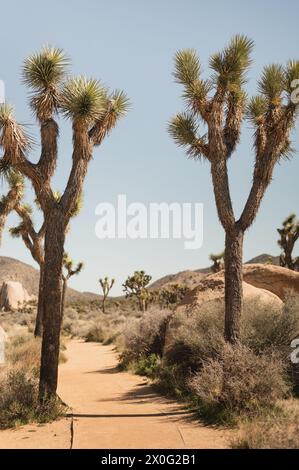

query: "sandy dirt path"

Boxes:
[0, 340, 230, 449]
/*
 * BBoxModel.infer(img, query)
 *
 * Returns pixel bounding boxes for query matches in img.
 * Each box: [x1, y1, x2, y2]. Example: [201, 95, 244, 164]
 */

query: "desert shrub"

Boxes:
[64, 307, 79, 321]
[0, 364, 64, 429]
[156, 363, 189, 398]
[240, 297, 299, 355]
[85, 324, 104, 342]
[188, 344, 290, 420]
[133, 354, 161, 378]
[232, 407, 299, 448]
[0, 367, 64, 429]
[160, 297, 299, 394]
[164, 304, 225, 370]
[103, 331, 121, 345]
[120, 308, 173, 368]
[0, 332, 67, 429]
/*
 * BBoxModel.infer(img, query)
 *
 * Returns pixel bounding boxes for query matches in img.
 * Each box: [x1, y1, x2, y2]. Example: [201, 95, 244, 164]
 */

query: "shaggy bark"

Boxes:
[39, 209, 65, 400]
[61, 277, 67, 321]
[224, 228, 244, 343]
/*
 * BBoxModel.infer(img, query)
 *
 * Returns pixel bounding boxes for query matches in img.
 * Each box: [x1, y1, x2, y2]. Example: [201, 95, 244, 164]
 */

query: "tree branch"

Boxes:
[210, 159, 235, 231]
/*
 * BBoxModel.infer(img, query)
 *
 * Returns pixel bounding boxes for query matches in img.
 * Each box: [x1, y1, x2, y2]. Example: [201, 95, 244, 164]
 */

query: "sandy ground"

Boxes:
[0, 340, 230, 449]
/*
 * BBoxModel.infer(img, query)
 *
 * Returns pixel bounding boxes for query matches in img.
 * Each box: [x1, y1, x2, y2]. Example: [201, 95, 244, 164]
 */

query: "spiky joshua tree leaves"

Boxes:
[122, 270, 152, 312]
[277, 214, 299, 271]
[99, 277, 115, 313]
[0, 172, 24, 245]
[169, 36, 299, 343]
[0, 46, 129, 401]
[157, 283, 189, 309]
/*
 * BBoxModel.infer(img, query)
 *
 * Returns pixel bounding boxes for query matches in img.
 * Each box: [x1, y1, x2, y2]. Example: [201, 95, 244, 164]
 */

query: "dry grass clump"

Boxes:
[232, 402, 299, 448]
[6, 334, 41, 369]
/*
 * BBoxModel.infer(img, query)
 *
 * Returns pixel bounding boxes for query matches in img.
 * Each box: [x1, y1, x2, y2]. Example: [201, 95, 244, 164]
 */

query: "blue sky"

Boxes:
[1, 0, 299, 295]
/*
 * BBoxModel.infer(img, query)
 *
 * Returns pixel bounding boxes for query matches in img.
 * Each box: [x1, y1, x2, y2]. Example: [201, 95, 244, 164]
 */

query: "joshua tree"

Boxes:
[209, 252, 225, 273]
[61, 253, 83, 319]
[158, 283, 189, 309]
[9, 203, 45, 336]
[0, 170, 24, 245]
[99, 276, 115, 313]
[123, 270, 152, 312]
[0, 47, 128, 401]
[169, 35, 299, 343]
[277, 214, 299, 270]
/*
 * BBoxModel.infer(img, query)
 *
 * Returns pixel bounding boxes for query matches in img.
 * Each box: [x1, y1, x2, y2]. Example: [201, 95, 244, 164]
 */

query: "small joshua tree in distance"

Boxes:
[209, 252, 225, 273]
[122, 270, 152, 312]
[99, 277, 115, 313]
[277, 214, 299, 271]
[61, 253, 84, 319]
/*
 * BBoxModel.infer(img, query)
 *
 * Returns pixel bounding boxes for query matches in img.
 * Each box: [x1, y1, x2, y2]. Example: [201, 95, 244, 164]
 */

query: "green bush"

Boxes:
[133, 354, 161, 377]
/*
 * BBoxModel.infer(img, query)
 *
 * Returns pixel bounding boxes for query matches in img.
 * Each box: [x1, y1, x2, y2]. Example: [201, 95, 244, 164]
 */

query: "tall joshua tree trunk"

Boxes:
[224, 228, 244, 343]
[169, 36, 299, 343]
[39, 210, 65, 400]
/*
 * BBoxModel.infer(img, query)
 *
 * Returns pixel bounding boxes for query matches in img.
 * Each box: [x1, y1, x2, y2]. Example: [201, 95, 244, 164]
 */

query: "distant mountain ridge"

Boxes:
[0, 256, 100, 302]
[0, 254, 281, 299]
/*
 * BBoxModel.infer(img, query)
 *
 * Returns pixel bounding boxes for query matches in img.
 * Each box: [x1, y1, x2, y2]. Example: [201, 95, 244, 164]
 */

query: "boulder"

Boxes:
[243, 264, 299, 300]
[0, 281, 33, 311]
[179, 271, 283, 311]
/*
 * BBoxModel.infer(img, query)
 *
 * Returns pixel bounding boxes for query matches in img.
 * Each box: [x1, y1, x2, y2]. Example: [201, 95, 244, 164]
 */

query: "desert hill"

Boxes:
[0, 253, 281, 299]
[0, 256, 100, 302]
